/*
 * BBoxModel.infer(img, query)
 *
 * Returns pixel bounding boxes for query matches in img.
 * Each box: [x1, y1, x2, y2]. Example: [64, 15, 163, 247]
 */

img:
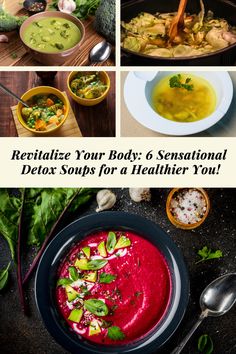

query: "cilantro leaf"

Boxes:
[169, 74, 194, 91]
[99, 273, 117, 284]
[107, 326, 125, 341]
[198, 334, 213, 354]
[196, 246, 223, 264]
[69, 266, 79, 281]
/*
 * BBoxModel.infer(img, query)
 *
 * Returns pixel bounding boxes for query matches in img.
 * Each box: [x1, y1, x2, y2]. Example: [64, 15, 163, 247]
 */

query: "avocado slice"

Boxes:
[82, 246, 91, 259]
[74, 258, 89, 270]
[98, 241, 107, 258]
[114, 236, 131, 249]
[68, 308, 83, 323]
[89, 319, 101, 336]
[65, 285, 80, 302]
[83, 271, 97, 283]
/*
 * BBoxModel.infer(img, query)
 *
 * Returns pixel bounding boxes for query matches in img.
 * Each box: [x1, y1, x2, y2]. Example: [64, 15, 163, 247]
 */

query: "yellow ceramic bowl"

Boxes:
[67, 71, 110, 106]
[17, 86, 69, 135]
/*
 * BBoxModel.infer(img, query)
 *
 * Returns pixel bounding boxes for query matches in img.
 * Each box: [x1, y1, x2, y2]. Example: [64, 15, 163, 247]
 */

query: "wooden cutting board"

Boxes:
[11, 92, 83, 137]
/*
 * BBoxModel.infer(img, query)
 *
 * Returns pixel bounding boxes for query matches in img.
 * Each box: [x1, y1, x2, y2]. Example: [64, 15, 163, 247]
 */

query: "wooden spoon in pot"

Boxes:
[169, 0, 188, 42]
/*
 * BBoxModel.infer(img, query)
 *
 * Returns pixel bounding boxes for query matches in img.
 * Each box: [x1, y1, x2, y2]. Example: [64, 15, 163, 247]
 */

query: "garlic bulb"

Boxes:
[0, 35, 8, 43]
[129, 188, 151, 202]
[96, 189, 116, 212]
[58, 0, 76, 14]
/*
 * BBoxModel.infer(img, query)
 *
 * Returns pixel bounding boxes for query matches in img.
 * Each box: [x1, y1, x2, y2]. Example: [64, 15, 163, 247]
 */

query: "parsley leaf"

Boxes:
[169, 74, 194, 91]
[57, 278, 73, 286]
[84, 299, 109, 316]
[99, 272, 117, 284]
[107, 326, 125, 341]
[69, 266, 79, 281]
[196, 246, 223, 264]
[198, 334, 213, 354]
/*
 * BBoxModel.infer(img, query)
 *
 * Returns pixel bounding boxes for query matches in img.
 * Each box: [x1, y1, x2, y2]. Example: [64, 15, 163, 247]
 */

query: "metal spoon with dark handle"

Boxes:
[89, 40, 112, 64]
[0, 83, 29, 107]
[171, 273, 236, 354]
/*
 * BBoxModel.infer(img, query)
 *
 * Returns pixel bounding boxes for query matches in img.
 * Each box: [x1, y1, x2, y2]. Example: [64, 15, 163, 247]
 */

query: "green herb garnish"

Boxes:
[198, 334, 213, 354]
[69, 266, 79, 281]
[135, 291, 143, 297]
[106, 231, 117, 253]
[196, 246, 223, 264]
[86, 259, 108, 270]
[99, 272, 117, 284]
[84, 299, 109, 317]
[169, 74, 194, 91]
[107, 326, 125, 341]
[0, 263, 10, 291]
[57, 278, 73, 286]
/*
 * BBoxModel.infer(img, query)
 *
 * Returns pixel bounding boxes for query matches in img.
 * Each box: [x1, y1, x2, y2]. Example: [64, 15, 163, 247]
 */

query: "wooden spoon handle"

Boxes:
[177, 0, 188, 24]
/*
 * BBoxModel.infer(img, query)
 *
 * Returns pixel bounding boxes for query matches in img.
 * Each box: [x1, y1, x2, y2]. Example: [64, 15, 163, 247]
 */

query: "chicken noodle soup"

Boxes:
[21, 94, 65, 131]
[70, 72, 108, 99]
[152, 74, 216, 122]
[23, 17, 81, 52]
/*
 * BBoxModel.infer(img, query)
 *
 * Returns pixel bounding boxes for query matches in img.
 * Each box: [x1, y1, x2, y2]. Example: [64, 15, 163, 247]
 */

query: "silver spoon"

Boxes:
[171, 273, 236, 354]
[0, 83, 29, 107]
[89, 40, 112, 64]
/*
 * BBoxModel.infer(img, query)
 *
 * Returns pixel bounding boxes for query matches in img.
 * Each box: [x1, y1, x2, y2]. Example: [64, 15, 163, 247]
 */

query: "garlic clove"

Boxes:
[0, 34, 8, 43]
[129, 188, 151, 202]
[58, 0, 76, 14]
[96, 189, 116, 212]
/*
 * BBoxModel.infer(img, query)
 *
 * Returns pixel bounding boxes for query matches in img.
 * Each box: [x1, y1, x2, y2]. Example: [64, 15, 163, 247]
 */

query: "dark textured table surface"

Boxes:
[0, 188, 236, 354]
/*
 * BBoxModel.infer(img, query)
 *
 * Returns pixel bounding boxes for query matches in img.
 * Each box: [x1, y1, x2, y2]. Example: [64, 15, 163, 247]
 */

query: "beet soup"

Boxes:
[56, 230, 172, 345]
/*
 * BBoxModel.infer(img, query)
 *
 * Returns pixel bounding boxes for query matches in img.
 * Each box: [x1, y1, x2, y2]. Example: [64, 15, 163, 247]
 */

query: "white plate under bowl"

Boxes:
[124, 71, 233, 136]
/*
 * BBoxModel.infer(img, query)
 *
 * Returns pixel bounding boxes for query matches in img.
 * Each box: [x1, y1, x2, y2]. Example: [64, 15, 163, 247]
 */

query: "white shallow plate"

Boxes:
[124, 71, 233, 136]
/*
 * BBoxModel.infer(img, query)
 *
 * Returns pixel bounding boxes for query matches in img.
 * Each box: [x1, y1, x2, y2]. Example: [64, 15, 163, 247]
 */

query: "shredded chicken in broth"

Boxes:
[121, 0, 236, 57]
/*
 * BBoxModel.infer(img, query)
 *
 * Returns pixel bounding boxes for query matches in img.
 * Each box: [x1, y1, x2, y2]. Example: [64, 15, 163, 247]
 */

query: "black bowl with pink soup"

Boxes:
[35, 212, 189, 354]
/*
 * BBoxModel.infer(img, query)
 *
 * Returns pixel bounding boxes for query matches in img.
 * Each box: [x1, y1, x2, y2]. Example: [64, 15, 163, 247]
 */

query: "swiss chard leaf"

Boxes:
[0, 189, 22, 260]
[23, 188, 94, 247]
[0, 262, 11, 290]
[198, 334, 213, 354]
[84, 299, 109, 316]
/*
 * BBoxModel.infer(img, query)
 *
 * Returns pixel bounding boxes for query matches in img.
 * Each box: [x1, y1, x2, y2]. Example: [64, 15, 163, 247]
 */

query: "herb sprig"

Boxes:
[169, 74, 194, 91]
[196, 246, 223, 264]
[107, 326, 126, 341]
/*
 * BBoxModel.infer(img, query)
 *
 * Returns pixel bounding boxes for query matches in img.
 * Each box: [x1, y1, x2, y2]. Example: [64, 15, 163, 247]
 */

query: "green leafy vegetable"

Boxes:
[0, 189, 22, 260]
[99, 272, 116, 283]
[57, 278, 73, 286]
[94, 0, 116, 43]
[196, 246, 223, 264]
[107, 326, 125, 341]
[84, 299, 109, 316]
[198, 334, 213, 354]
[86, 259, 108, 270]
[169, 74, 194, 91]
[50, 0, 100, 20]
[69, 266, 79, 281]
[106, 231, 117, 253]
[0, 262, 11, 291]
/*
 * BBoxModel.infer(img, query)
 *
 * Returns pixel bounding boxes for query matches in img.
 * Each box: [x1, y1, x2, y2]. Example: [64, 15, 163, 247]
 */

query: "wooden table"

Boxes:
[0, 71, 115, 137]
[0, 1, 115, 66]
